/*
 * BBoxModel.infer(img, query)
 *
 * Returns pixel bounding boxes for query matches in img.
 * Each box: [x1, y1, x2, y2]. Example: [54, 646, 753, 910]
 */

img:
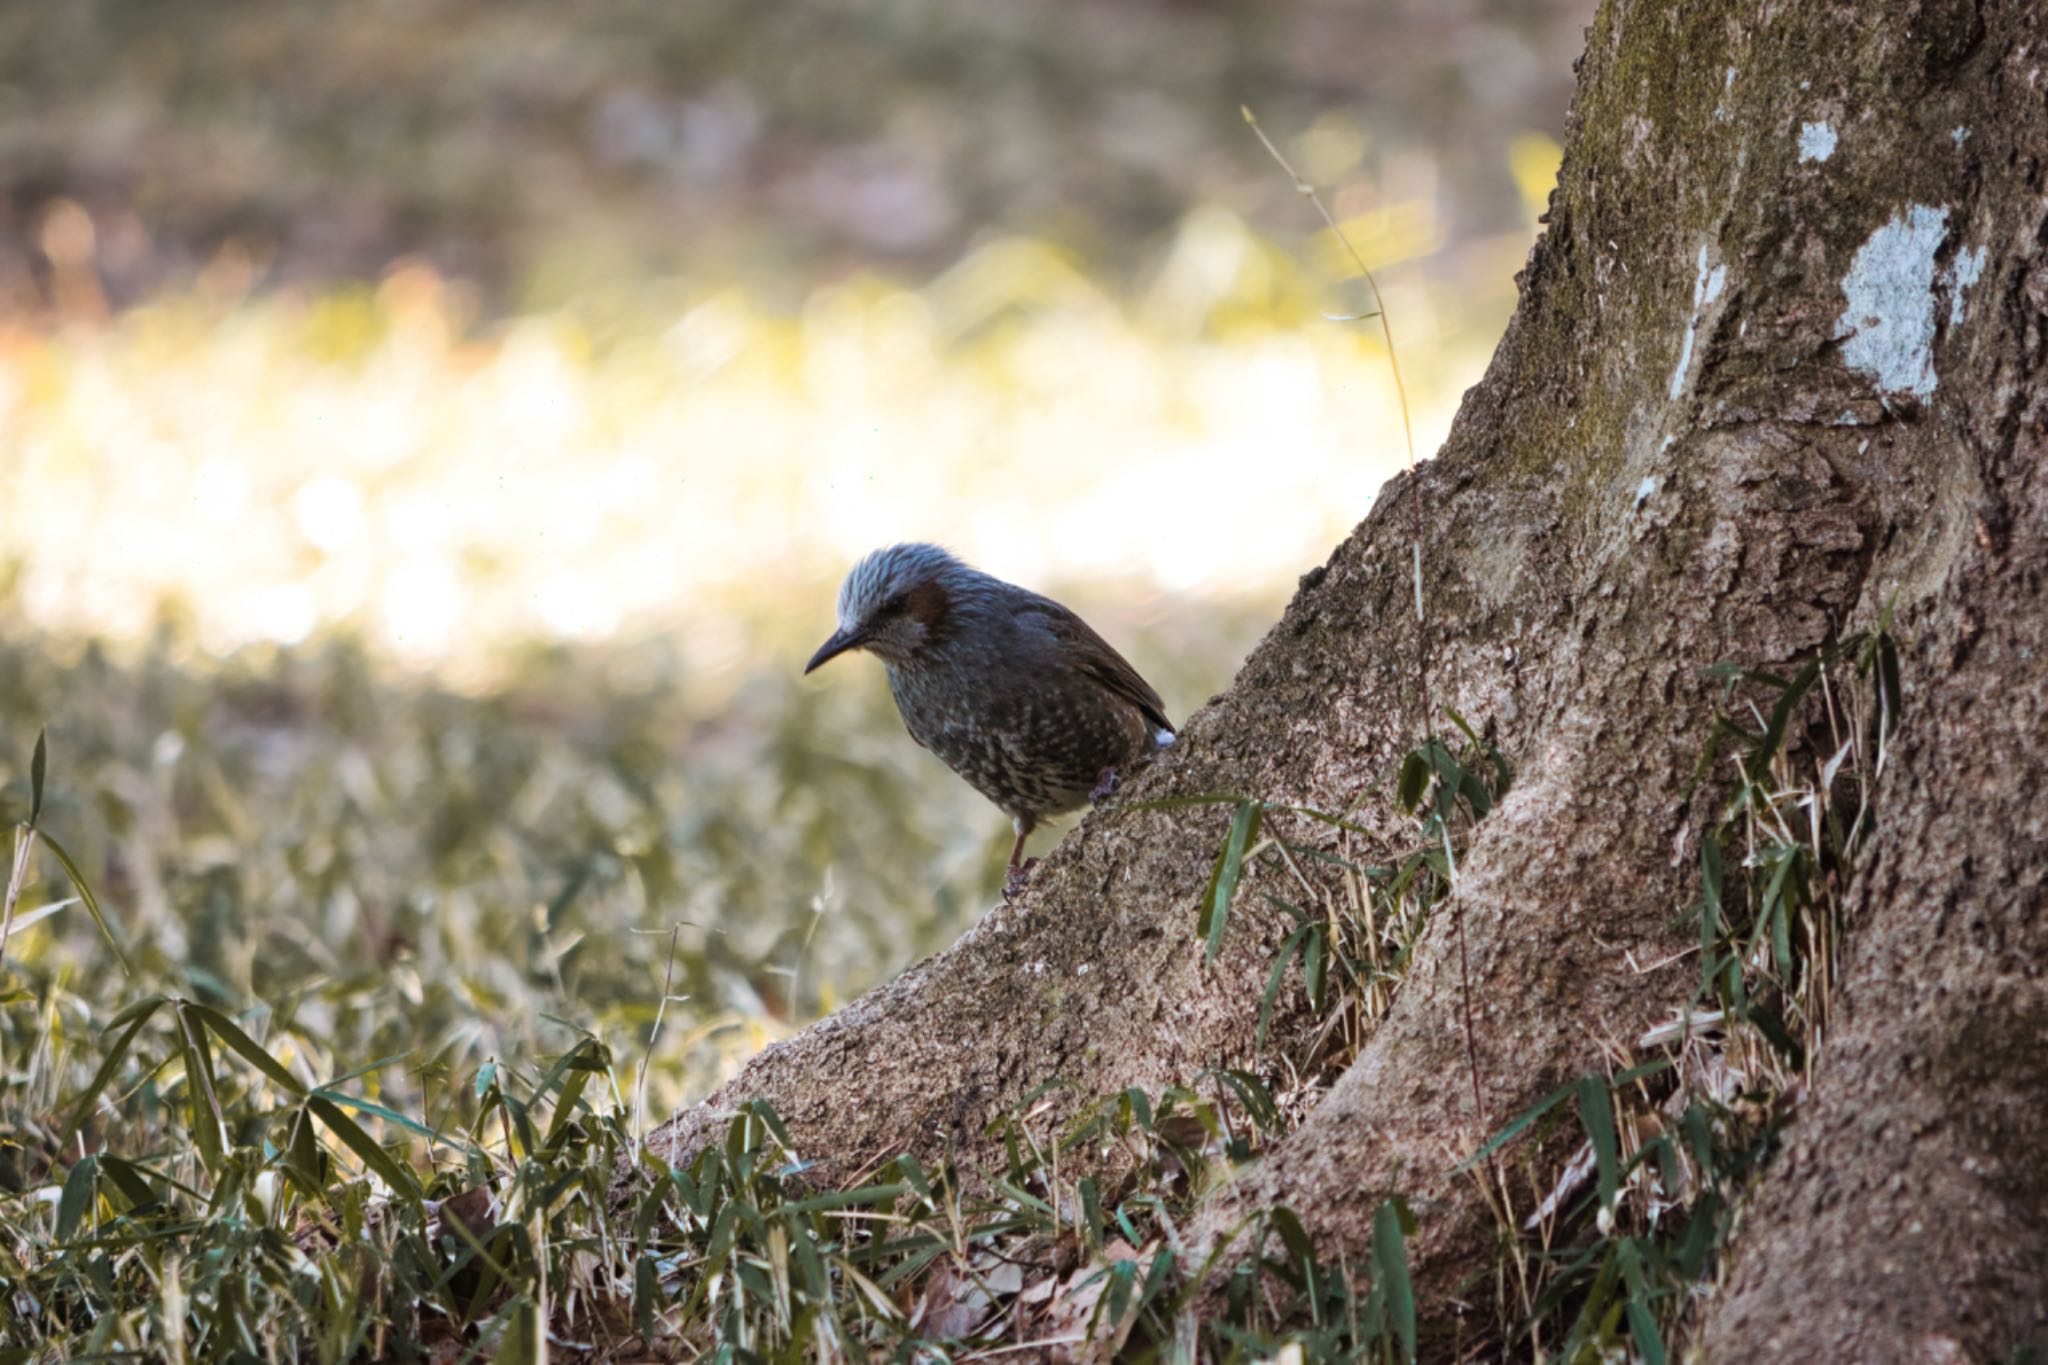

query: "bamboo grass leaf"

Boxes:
[55, 1155, 96, 1241]
[28, 729, 46, 827]
[307, 1095, 424, 1207]
[1372, 1197, 1417, 1363]
[58, 996, 166, 1143]
[1577, 1075, 1620, 1214]
[175, 1003, 228, 1172]
[1200, 800, 1262, 963]
[1458, 1078, 1574, 1170]
[186, 1002, 306, 1097]
[38, 831, 128, 974]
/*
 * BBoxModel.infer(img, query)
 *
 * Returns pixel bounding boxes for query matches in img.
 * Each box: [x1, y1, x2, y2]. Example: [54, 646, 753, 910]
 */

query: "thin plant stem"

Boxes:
[1243, 107, 1485, 1144]
[0, 824, 35, 980]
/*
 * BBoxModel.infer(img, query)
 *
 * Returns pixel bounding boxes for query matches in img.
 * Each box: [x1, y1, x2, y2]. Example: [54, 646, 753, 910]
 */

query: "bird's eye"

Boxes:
[882, 592, 909, 614]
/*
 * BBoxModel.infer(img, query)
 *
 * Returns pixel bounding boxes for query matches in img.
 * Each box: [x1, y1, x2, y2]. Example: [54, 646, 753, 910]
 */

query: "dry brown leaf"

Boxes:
[1033, 1239, 1148, 1365]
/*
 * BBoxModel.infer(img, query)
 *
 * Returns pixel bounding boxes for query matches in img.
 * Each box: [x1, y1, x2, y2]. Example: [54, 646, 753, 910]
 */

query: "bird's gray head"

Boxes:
[804, 542, 976, 673]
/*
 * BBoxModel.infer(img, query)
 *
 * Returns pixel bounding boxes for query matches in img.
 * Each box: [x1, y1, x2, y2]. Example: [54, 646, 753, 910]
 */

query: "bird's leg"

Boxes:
[1004, 816, 1039, 899]
[1089, 767, 1121, 804]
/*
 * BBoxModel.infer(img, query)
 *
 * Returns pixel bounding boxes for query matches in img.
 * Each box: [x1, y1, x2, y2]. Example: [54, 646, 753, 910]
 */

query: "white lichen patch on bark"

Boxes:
[1945, 244, 1987, 326]
[1835, 204, 1949, 399]
[1798, 121, 1838, 162]
[1670, 247, 1729, 399]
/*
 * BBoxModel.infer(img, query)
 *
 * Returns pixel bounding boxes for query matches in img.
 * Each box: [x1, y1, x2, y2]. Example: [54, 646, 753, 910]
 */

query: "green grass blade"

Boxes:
[1618, 1240, 1667, 1364]
[1256, 925, 1309, 1051]
[95, 1154, 164, 1209]
[37, 830, 129, 974]
[1372, 1198, 1417, 1362]
[185, 1002, 306, 1097]
[1758, 655, 1823, 762]
[1577, 1075, 1619, 1214]
[55, 1154, 97, 1241]
[775, 1182, 909, 1219]
[58, 996, 166, 1143]
[174, 1003, 227, 1173]
[312, 1091, 445, 1142]
[28, 728, 46, 827]
[1208, 1068, 1280, 1131]
[1267, 1206, 1316, 1286]
[1396, 747, 1430, 812]
[1457, 1078, 1573, 1170]
[1202, 800, 1262, 964]
[307, 1095, 425, 1206]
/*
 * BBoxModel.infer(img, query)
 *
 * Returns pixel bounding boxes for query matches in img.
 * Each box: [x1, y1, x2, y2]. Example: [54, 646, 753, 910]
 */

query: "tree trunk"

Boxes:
[640, 0, 2048, 1353]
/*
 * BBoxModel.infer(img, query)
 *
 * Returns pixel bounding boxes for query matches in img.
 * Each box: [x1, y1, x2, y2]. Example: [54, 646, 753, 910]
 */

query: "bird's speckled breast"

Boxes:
[886, 655, 1153, 820]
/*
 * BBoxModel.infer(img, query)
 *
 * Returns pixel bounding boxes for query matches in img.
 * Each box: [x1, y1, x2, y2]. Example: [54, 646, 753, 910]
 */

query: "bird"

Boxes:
[804, 543, 1174, 893]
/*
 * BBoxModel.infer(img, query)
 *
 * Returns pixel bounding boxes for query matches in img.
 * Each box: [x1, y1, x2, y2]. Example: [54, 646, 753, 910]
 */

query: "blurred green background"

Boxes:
[0, 0, 1589, 1126]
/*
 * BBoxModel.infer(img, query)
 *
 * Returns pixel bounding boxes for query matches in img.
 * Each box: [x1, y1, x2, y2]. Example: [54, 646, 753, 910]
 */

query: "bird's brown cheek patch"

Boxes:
[904, 580, 951, 633]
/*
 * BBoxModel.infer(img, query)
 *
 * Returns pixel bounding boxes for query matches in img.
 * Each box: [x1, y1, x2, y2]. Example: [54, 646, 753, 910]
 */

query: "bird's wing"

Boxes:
[1016, 595, 1173, 737]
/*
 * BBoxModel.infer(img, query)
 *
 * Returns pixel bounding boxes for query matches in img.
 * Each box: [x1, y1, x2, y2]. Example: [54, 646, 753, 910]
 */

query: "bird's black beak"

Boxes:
[804, 627, 863, 675]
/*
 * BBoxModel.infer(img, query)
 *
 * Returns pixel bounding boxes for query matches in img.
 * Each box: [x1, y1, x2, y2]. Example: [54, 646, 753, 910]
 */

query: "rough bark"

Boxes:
[642, 0, 2048, 1352]
[1692, 10, 2048, 1356]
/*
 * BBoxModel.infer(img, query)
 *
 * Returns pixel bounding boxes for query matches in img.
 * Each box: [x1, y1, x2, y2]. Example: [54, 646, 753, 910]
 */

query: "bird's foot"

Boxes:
[1089, 767, 1121, 804]
[1004, 858, 1041, 900]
